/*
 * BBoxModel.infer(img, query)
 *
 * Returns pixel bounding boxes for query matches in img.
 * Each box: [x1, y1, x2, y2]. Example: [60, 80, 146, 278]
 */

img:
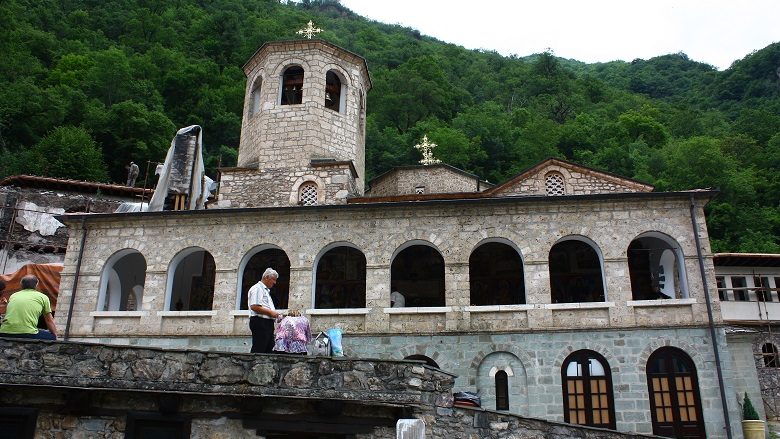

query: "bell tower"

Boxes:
[218, 39, 371, 208]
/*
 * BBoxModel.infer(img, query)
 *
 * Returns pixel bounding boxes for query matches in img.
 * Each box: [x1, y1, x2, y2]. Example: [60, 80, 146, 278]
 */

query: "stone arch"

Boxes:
[324, 66, 349, 114]
[248, 73, 263, 117]
[551, 341, 620, 375]
[275, 60, 310, 105]
[165, 246, 216, 311]
[236, 244, 291, 310]
[391, 240, 445, 307]
[290, 175, 326, 206]
[636, 339, 706, 373]
[469, 237, 526, 305]
[404, 354, 439, 369]
[312, 241, 366, 309]
[97, 248, 146, 312]
[549, 235, 607, 302]
[397, 344, 443, 367]
[476, 351, 528, 415]
[628, 231, 690, 300]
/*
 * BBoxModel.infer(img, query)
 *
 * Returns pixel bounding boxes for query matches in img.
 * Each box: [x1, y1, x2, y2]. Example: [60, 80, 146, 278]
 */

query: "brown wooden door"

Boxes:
[647, 348, 706, 438]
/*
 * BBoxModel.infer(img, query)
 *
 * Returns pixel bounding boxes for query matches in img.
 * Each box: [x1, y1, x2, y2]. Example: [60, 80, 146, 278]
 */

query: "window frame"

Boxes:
[561, 349, 616, 430]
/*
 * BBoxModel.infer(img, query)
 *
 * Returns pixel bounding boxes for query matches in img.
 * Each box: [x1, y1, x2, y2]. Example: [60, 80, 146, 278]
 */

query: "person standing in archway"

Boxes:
[248, 268, 283, 353]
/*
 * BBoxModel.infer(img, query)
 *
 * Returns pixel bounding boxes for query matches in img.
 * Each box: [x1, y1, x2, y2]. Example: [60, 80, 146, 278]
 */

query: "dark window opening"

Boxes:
[763, 343, 779, 367]
[240, 249, 290, 310]
[315, 246, 366, 309]
[0, 407, 38, 439]
[391, 245, 445, 307]
[561, 350, 615, 429]
[549, 240, 604, 303]
[325, 70, 342, 112]
[754, 276, 772, 302]
[281, 66, 304, 105]
[495, 370, 509, 411]
[405, 354, 439, 369]
[732, 276, 748, 301]
[169, 248, 215, 311]
[126, 413, 191, 439]
[646, 347, 705, 438]
[470, 242, 525, 306]
[628, 237, 682, 300]
[101, 250, 146, 311]
[716, 276, 727, 301]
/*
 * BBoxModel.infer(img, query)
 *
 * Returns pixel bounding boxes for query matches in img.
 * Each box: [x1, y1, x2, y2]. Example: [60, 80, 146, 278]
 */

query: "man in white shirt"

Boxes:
[248, 268, 283, 353]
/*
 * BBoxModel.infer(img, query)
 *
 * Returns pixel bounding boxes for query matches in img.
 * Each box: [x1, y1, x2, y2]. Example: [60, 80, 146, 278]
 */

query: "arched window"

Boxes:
[646, 347, 705, 438]
[545, 172, 566, 196]
[391, 243, 445, 307]
[166, 247, 215, 311]
[315, 245, 366, 309]
[405, 355, 439, 369]
[299, 182, 318, 206]
[280, 66, 304, 105]
[763, 343, 779, 367]
[628, 233, 688, 300]
[249, 76, 262, 116]
[238, 247, 290, 310]
[469, 241, 525, 306]
[98, 249, 146, 311]
[549, 238, 605, 303]
[561, 350, 615, 429]
[495, 370, 509, 411]
[325, 70, 343, 112]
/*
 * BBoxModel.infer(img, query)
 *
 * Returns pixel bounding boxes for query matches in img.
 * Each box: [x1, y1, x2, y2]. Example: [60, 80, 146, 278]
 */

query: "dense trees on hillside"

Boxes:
[0, 0, 778, 252]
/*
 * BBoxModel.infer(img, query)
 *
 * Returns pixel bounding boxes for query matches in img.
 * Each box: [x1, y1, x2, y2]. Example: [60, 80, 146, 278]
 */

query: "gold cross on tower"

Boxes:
[296, 20, 323, 39]
[414, 135, 441, 166]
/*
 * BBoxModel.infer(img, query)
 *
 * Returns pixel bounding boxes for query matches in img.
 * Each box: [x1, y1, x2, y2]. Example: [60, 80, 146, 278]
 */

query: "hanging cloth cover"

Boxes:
[147, 125, 211, 212]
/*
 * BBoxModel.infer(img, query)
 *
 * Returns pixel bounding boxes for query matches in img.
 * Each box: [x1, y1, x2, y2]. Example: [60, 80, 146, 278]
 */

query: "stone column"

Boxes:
[210, 268, 237, 334]
[287, 266, 313, 312]
[604, 258, 635, 326]
[446, 262, 468, 331]
[365, 263, 389, 332]
[525, 260, 553, 328]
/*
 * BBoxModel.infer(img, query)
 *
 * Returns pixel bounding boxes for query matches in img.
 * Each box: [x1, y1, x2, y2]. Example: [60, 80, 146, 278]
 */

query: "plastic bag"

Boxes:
[312, 332, 330, 356]
[326, 327, 343, 357]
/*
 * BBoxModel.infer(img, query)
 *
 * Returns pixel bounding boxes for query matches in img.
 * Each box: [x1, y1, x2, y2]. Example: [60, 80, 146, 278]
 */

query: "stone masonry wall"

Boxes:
[218, 163, 357, 208]
[0, 339, 665, 439]
[0, 185, 133, 273]
[56, 194, 719, 341]
[238, 40, 369, 193]
[368, 165, 486, 196]
[496, 164, 649, 196]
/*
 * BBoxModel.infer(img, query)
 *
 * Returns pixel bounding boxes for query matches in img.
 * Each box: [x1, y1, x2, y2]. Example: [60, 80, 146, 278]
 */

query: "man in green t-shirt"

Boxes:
[0, 275, 57, 340]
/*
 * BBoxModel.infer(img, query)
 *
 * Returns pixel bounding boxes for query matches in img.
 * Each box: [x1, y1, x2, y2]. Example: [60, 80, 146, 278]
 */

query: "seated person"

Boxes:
[0, 275, 57, 340]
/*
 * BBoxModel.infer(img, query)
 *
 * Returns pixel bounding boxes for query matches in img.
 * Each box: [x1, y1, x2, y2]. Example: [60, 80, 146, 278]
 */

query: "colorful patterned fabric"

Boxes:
[273, 315, 312, 353]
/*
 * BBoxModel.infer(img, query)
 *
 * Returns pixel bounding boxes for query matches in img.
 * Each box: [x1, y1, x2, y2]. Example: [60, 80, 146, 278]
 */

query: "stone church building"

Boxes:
[50, 39, 755, 438]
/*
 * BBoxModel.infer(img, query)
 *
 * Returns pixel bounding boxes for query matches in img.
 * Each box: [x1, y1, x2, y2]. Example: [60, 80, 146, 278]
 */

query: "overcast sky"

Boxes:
[338, 0, 779, 70]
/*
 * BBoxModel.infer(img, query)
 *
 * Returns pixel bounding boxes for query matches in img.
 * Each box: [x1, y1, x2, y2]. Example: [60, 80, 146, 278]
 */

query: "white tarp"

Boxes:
[116, 125, 213, 213]
[15, 201, 65, 236]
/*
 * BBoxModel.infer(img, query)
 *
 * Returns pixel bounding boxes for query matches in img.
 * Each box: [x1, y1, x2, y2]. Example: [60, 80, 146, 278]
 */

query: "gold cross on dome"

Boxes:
[414, 135, 441, 166]
[296, 20, 323, 39]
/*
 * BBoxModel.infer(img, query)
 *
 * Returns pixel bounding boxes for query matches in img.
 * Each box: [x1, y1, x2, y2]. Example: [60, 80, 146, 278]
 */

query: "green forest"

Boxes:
[0, 0, 779, 252]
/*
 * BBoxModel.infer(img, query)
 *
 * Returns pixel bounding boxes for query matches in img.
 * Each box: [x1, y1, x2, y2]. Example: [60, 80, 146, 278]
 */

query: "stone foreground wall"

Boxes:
[0, 339, 662, 439]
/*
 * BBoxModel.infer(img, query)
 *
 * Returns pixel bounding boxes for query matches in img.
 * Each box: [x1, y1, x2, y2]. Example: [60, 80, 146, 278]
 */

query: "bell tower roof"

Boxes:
[242, 39, 372, 90]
